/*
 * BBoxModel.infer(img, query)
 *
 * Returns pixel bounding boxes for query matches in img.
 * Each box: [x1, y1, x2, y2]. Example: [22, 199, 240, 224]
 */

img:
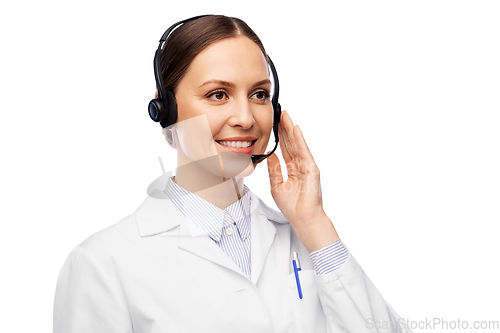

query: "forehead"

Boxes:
[182, 36, 270, 85]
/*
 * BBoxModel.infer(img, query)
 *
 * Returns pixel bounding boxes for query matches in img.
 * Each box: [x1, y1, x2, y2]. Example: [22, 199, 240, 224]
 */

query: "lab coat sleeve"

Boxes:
[315, 254, 413, 333]
[53, 246, 133, 333]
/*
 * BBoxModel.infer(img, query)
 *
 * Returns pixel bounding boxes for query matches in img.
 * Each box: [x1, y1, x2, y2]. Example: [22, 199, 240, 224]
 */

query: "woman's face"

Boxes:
[173, 36, 274, 178]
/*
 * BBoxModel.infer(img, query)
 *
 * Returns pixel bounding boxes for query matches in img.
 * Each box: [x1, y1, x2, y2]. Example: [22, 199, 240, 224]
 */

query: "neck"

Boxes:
[175, 152, 245, 210]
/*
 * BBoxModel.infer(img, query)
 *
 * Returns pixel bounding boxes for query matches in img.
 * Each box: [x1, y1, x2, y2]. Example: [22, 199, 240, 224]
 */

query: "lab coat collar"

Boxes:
[134, 195, 182, 237]
[134, 190, 289, 284]
[134, 189, 288, 237]
[164, 175, 252, 243]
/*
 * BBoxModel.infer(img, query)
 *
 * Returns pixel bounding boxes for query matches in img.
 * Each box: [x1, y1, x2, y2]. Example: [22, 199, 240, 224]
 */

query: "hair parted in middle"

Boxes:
[160, 15, 268, 94]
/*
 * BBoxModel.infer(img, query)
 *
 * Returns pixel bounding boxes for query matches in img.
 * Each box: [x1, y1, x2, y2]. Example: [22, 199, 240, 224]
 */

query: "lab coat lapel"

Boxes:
[250, 208, 276, 285]
[176, 217, 249, 279]
[135, 188, 291, 284]
[249, 191, 292, 285]
[135, 195, 249, 278]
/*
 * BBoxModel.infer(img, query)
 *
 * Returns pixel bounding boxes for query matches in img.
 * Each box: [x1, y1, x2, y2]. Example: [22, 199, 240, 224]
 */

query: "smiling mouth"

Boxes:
[216, 140, 256, 148]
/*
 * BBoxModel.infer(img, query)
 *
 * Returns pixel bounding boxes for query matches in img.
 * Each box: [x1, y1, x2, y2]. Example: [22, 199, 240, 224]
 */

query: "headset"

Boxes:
[148, 15, 281, 164]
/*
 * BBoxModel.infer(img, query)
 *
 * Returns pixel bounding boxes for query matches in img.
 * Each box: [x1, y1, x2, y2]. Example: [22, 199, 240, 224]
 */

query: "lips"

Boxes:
[215, 138, 257, 154]
[217, 140, 254, 148]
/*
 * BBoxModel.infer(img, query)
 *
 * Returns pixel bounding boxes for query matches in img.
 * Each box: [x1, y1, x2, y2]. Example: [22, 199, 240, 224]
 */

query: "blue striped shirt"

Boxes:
[164, 176, 349, 278]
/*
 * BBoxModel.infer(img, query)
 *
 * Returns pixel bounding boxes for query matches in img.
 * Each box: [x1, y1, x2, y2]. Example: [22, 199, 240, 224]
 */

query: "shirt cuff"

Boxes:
[309, 239, 350, 275]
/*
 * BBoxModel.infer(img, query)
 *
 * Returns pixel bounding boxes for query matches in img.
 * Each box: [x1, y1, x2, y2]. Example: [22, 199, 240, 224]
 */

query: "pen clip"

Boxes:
[293, 251, 301, 270]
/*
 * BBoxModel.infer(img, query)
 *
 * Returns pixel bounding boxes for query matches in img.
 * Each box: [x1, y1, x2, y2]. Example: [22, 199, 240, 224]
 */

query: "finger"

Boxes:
[294, 125, 319, 174]
[267, 152, 284, 190]
[281, 111, 303, 177]
[278, 113, 297, 177]
[281, 111, 300, 160]
[294, 125, 314, 160]
[278, 112, 292, 164]
[279, 117, 298, 178]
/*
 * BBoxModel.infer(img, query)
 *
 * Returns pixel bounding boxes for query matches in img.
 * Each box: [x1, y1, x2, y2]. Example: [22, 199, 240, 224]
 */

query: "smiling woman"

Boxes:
[53, 14, 413, 333]
[173, 35, 274, 196]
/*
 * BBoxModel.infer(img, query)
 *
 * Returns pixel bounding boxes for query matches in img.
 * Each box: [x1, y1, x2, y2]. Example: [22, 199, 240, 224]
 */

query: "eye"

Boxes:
[251, 90, 271, 102]
[207, 89, 229, 101]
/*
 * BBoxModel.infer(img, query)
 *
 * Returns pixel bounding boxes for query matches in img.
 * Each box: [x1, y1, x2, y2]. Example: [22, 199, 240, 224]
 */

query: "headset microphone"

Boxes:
[149, 15, 281, 164]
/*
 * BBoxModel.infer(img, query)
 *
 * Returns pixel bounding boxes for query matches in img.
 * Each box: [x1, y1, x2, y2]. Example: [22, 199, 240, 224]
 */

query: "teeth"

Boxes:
[218, 141, 253, 148]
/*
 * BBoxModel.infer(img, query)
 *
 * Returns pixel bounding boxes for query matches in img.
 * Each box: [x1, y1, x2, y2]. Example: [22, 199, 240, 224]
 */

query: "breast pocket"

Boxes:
[286, 270, 326, 333]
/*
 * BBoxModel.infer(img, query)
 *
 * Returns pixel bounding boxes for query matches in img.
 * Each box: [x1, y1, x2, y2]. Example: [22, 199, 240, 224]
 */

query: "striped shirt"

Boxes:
[164, 176, 349, 278]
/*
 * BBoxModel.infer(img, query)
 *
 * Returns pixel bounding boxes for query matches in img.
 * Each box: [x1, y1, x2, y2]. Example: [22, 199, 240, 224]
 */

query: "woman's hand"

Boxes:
[267, 111, 339, 253]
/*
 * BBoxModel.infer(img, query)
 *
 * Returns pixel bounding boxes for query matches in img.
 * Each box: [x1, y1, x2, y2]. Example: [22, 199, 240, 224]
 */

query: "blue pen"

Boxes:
[292, 252, 303, 299]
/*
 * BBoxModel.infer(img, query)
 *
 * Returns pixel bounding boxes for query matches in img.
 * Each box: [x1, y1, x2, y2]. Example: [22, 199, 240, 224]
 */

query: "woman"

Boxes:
[54, 15, 411, 333]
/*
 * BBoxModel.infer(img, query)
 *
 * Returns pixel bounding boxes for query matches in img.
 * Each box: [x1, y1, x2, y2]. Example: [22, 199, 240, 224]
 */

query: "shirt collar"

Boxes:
[163, 176, 251, 242]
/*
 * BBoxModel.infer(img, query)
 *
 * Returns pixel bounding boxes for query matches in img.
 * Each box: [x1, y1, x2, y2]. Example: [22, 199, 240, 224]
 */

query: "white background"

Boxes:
[1, 0, 499, 331]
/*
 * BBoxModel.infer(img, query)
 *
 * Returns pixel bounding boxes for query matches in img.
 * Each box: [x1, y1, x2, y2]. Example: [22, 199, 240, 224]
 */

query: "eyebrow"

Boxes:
[199, 79, 271, 89]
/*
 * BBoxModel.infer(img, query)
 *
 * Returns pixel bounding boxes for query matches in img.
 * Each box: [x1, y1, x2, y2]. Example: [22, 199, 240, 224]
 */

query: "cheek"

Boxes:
[205, 116, 225, 139]
[175, 114, 218, 161]
[175, 95, 198, 123]
[258, 108, 274, 138]
[175, 94, 221, 138]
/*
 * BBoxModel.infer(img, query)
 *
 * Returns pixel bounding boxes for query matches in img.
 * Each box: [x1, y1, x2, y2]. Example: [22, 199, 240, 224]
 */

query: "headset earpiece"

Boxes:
[148, 97, 164, 123]
[148, 89, 177, 128]
[160, 90, 178, 128]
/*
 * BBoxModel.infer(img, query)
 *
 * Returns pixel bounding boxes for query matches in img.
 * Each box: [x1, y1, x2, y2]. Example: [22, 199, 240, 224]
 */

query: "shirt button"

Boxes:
[226, 227, 234, 236]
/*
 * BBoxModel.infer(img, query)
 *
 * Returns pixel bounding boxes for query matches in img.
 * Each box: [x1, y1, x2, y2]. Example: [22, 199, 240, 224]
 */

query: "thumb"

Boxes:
[267, 152, 283, 189]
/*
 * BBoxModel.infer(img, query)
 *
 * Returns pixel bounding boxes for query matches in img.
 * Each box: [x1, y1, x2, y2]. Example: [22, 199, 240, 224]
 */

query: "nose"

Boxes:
[227, 97, 255, 129]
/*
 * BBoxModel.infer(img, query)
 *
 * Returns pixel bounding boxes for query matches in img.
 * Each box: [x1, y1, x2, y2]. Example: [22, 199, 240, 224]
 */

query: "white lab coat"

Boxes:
[53, 189, 412, 333]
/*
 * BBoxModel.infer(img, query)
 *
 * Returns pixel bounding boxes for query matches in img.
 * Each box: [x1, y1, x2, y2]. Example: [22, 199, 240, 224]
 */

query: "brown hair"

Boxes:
[160, 15, 268, 94]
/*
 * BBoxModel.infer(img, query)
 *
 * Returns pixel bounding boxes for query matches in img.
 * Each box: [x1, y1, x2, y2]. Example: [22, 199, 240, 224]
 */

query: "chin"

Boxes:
[218, 151, 255, 179]
[233, 161, 255, 178]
